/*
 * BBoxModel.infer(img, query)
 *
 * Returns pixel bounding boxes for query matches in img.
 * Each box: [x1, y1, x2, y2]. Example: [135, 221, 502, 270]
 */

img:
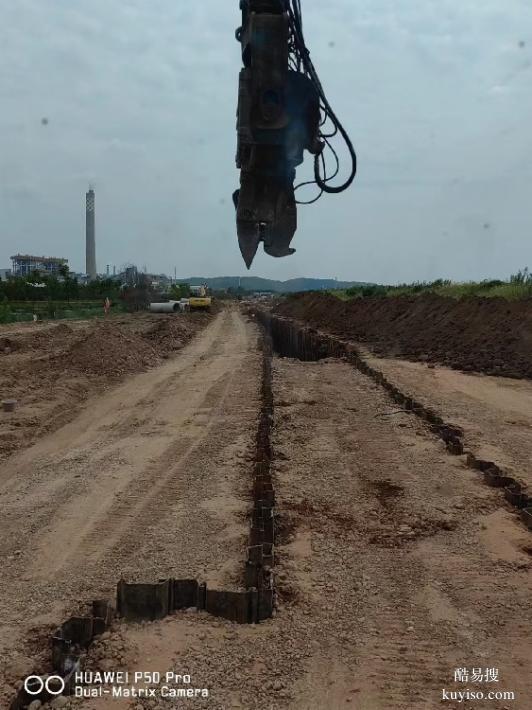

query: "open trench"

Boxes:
[259, 312, 532, 531]
[7, 311, 276, 709]
[6, 309, 532, 709]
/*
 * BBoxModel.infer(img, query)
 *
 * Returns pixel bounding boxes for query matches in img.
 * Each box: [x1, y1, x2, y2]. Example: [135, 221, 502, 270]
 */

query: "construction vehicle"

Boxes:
[189, 284, 212, 310]
[233, 0, 357, 268]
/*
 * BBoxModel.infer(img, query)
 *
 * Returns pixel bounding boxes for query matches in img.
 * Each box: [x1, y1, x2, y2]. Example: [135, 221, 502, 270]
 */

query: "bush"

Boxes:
[0, 304, 13, 323]
[335, 269, 532, 302]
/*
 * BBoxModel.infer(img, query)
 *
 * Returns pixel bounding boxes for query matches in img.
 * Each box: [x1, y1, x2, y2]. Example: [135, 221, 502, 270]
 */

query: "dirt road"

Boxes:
[269, 358, 532, 708]
[362, 352, 532, 490]
[2, 306, 531, 709]
[73, 352, 532, 710]
[0, 308, 261, 704]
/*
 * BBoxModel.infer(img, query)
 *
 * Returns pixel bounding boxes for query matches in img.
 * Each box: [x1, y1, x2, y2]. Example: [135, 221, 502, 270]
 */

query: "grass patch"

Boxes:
[333, 270, 532, 301]
[0, 301, 125, 324]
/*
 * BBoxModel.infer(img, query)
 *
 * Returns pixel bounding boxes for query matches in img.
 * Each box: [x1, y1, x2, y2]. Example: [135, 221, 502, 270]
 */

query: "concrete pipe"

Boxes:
[149, 302, 179, 313]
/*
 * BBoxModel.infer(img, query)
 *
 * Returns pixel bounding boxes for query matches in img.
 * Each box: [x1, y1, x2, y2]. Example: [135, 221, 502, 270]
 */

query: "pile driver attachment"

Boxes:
[234, 0, 357, 268]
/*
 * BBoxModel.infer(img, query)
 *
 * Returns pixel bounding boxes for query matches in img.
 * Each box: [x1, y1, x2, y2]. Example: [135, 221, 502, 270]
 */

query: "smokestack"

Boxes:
[85, 188, 96, 280]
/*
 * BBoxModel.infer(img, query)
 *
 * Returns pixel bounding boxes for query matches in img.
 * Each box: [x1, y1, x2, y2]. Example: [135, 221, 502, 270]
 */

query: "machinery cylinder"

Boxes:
[149, 302, 179, 313]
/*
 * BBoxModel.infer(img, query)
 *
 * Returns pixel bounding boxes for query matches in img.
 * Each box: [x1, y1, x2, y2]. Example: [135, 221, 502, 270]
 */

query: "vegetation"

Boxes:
[0, 267, 193, 321]
[0, 268, 122, 302]
[0, 302, 118, 324]
[336, 269, 532, 301]
[168, 283, 191, 300]
[0, 269, 124, 323]
[120, 273, 153, 313]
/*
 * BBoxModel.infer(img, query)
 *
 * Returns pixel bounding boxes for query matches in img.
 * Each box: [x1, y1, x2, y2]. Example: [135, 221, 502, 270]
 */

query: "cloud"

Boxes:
[0, 0, 531, 281]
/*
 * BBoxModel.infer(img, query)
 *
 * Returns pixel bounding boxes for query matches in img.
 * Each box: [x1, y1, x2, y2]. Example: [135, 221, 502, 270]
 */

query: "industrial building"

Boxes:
[10, 254, 68, 277]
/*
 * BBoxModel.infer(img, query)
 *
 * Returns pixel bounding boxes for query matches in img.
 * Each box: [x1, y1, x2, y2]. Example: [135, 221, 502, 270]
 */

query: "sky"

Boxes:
[1, 0, 531, 283]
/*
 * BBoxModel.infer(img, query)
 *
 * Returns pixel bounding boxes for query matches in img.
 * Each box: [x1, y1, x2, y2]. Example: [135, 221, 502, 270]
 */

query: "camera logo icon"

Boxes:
[24, 675, 65, 696]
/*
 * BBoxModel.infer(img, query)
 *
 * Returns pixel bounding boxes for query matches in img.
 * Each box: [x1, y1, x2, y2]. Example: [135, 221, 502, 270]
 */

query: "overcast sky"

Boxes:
[1, 0, 531, 283]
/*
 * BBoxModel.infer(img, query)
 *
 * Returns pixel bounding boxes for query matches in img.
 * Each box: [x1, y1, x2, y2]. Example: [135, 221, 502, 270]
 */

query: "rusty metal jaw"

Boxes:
[234, 2, 319, 267]
[235, 171, 298, 267]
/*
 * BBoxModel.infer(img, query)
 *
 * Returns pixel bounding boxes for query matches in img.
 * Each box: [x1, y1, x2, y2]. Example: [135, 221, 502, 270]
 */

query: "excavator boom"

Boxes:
[233, 0, 357, 268]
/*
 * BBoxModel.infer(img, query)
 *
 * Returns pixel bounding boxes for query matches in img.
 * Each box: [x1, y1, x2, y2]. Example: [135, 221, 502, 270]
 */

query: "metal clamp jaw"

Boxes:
[234, 1, 320, 267]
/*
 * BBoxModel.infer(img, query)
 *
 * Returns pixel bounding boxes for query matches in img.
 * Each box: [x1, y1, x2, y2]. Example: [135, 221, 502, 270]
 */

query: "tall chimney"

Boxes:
[85, 188, 96, 280]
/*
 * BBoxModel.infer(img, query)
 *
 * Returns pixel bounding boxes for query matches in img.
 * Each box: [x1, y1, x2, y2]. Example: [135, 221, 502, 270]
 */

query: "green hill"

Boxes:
[178, 276, 367, 293]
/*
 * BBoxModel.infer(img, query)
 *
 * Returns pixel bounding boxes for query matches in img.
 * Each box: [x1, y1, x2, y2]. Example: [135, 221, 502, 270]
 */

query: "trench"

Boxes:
[11, 310, 532, 707]
[10, 319, 277, 709]
[255, 310, 532, 534]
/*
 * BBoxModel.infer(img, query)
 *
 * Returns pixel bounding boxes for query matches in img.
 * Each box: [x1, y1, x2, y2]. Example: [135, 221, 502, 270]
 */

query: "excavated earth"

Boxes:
[274, 293, 532, 379]
[1, 304, 532, 709]
[0, 312, 213, 462]
[23, 351, 531, 710]
[0, 307, 260, 707]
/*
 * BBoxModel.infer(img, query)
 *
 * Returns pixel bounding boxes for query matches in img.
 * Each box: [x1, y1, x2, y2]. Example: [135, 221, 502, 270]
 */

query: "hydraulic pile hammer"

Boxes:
[233, 0, 357, 268]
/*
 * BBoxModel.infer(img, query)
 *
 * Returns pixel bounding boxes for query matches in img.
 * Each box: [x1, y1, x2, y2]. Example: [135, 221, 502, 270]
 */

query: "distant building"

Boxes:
[0, 268, 12, 281]
[124, 266, 138, 285]
[73, 272, 91, 284]
[10, 254, 68, 277]
[147, 274, 172, 289]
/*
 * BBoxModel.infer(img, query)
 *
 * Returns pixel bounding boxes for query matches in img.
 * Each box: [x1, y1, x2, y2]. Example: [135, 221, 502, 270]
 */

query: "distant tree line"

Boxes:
[341, 270, 532, 301]
[0, 266, 122, 302]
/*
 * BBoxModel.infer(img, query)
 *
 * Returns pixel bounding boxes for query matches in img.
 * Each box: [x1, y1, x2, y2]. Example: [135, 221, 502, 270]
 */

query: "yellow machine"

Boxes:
[189, 284, 212, 310]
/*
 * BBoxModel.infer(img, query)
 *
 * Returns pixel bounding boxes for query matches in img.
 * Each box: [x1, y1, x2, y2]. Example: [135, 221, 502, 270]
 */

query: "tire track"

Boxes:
[266, 357, 532, 709]
[84, 372, 240, 564]
[0, 307, 261, 687]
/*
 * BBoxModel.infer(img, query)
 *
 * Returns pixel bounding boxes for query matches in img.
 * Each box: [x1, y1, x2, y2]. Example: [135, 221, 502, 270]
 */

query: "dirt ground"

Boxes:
[24, 356, 532, 710]
[363, 350, 532, 491]
[274, 293, 532, 379]
[0, 311, 212, 463]
[0, 308, 261, 706]
[1, 305, 532, 709]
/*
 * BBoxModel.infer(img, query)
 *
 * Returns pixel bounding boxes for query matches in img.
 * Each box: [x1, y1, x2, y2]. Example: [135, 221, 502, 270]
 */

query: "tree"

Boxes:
[169, 284, 183, 300]
[510, 267, 530, 284]
[120, 273, 152, 312]
[177, 282, 191, 298]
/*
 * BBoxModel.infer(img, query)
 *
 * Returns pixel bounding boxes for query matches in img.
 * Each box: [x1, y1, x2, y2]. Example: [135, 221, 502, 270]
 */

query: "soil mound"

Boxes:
[54, 322, 73, 334]
[0, 337, 19, 354]
[0, 311, 214, 464]
[142, 318, 191, 352]
[60, 323, 159, 377]
[275, 293, 532, 379]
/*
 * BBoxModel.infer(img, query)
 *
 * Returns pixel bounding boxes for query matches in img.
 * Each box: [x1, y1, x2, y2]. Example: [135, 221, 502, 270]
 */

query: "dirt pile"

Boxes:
[275, 293, 532, 379]
[0, 312, 213, 461]
[142, 312, 211, 354]
[0, 337, 19, 354]
[56, 314, 212, 377]
[60, 324, 159, 377]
